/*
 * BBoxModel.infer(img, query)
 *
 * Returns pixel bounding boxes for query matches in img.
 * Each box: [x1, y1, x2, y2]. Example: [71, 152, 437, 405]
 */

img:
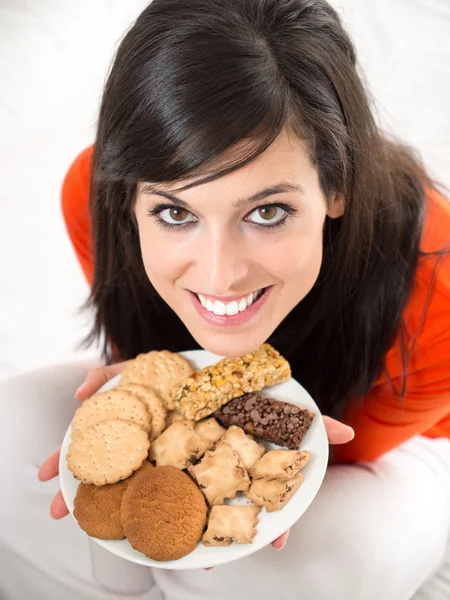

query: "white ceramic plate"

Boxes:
[60, 349, 328, 570]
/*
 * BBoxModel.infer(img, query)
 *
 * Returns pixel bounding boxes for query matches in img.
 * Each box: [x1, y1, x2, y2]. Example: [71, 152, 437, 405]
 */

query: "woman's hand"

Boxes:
[270, 416, 354, 550]
[38, 361, 131, 518]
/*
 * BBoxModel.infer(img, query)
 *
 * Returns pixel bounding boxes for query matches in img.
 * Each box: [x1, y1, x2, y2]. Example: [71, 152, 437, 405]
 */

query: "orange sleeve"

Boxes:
[61, 145, 95, 286]
[333, 191, 450, 463]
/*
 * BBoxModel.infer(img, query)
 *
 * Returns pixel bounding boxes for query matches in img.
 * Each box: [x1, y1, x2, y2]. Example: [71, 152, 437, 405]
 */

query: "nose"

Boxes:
[197, 228, 249, 295]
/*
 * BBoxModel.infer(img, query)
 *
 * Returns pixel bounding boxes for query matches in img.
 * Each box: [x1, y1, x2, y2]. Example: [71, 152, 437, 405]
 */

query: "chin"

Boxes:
[191, 331, 270, 358]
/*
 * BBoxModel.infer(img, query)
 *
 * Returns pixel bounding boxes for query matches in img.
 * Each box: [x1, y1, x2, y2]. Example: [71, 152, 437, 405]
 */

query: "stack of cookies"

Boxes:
[66, 344, 315, 561]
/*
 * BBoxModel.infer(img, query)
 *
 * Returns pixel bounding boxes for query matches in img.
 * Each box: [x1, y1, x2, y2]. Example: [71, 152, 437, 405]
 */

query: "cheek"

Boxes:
[262, 222, 324, 288]
[138, 230, 185, 284]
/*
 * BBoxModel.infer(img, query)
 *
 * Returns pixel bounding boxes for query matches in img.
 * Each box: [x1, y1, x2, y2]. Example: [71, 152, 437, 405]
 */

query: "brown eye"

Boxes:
[169, 207, 189, 221]
[157, 206, 196, 226]
[258, 206, 278, 220]
[246, 204, 288, 226]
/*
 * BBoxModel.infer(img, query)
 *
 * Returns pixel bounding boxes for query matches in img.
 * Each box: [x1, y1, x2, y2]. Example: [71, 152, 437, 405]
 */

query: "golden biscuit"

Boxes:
[71, 389, 151, 439]
[67, 420, 149, 485]
[115, 383, 167, 441]
[121, 465, 208, 561]
[120, 350, 193, 410]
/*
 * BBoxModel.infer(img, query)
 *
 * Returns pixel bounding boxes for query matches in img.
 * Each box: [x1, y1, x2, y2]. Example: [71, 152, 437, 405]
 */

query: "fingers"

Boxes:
[50, 490, 69, 519]
[74, 361, 131, 402]
[38, 448, 61, 482]
[271, 529, 290, 550]
[323, 416, 355, 445]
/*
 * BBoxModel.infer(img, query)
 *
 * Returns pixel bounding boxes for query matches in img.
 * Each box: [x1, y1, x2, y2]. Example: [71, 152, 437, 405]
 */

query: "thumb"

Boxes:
[75, 362, 129, 401]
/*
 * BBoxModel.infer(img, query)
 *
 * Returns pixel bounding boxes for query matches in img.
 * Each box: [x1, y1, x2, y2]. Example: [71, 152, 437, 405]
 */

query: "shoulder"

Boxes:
[61, 145, 95, 283]
[382, 189, 450, 384]
[61, 145, 94, 224]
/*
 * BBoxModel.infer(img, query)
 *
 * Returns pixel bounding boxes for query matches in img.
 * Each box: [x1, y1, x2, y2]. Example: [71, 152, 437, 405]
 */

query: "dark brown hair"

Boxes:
[87, 0, 439, 417]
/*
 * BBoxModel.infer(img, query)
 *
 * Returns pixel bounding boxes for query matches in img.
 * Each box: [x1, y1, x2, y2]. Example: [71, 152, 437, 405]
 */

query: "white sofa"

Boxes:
[1, 1, 449, 597]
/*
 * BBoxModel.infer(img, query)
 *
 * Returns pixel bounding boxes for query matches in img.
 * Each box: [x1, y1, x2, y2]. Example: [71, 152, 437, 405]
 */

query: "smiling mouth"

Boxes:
[193, 287, 269, 316]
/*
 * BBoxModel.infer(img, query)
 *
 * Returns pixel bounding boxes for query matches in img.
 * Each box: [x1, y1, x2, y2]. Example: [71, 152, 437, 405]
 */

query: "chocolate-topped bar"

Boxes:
[214, 394, 314, 450]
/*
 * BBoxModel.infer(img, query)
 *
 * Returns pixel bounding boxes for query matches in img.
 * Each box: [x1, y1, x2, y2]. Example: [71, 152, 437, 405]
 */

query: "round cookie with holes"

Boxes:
[119, 351, 194, 410]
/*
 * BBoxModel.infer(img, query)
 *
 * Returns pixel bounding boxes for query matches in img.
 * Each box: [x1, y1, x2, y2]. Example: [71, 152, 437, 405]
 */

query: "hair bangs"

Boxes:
[97, 6, 293, 188]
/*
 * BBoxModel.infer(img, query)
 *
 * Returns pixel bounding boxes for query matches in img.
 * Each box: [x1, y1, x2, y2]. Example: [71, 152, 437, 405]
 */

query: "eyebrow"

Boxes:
[140, 183, 305, 208]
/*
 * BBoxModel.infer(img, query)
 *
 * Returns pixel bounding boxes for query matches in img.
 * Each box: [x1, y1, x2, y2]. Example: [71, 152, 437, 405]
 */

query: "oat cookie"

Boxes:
[245, 471, 304, 511]
[71, 389, 151, 440]
[219, 426, 265, 470]
[120, 350, 194, 410]
[121, 465, 208, 561]
[187, 442, 251, 506]
[67, 419, 149, 486]
[202, 505, 261, 546]
[250, 450, 310, 481]
[115, 383, 167, 441]
[148, 420, 208, 469]
[173, 344, 291, 421]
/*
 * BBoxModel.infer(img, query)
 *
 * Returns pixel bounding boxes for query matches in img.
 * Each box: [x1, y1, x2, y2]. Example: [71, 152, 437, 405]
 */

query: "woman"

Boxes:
[1, 0, 449, 599]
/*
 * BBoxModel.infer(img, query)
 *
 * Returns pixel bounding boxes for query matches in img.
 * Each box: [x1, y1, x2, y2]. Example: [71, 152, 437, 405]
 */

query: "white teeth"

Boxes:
[198, 288, 265, 316]
[213, 301, 226, 316]
[226, 301, 239, 316]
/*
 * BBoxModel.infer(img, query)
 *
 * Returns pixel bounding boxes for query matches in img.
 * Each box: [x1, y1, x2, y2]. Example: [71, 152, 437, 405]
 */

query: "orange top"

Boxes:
[62, 146, 450, 463]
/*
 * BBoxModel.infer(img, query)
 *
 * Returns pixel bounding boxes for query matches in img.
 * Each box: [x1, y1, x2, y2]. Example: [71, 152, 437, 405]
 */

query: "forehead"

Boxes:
[137, 130, 312, 200]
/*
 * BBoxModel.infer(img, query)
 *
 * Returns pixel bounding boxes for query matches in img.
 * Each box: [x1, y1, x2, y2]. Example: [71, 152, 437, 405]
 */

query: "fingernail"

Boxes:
[75, 383, 87, 397]
[346, 425, 355, 440]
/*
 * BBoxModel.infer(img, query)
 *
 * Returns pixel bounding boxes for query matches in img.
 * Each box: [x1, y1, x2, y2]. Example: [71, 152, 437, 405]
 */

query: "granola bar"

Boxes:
[172, 344, 291, 421]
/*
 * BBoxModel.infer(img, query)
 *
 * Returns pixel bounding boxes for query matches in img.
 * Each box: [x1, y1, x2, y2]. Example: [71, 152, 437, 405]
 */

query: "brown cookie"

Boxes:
[120, 351, 194, 410]
[219, 426, 265, 470]
[245, 471, 304, 511]
[115, 383, 167, 441]
[166, 410, 192, 427]
[202, 505, 261, 546]
[148, 420, 207, 469]
[73, 461, 154, 540]
[67, 420, 149, 486]
[187, 443, 251, 506]
[121, 465, 208, 561]
[194, 418, 226, 450]
[250, 450, 310, 481]
[71, 389, 151, 440]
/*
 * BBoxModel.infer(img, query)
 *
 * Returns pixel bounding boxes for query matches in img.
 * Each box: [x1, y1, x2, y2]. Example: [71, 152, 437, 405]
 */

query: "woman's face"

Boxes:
[134, 130, 343, 357]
